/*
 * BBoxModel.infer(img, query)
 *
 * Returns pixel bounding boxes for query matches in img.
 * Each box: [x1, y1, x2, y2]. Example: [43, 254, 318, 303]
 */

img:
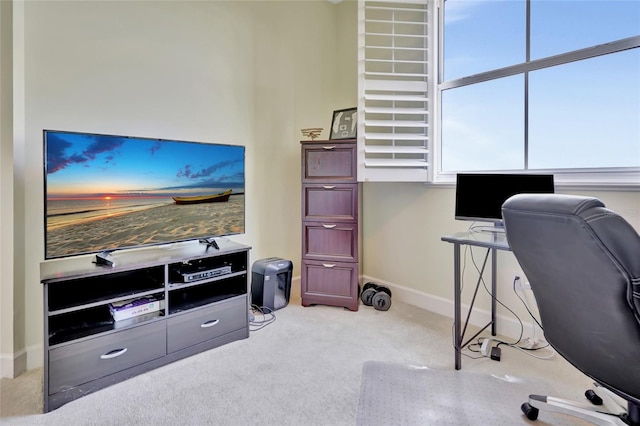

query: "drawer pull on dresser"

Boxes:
[322, 145, 336, 150]
[322, 185, 336, 189]
[100, 348, 128, 360]
[200, 319, 220, 328]
[322, 224, 337, 229]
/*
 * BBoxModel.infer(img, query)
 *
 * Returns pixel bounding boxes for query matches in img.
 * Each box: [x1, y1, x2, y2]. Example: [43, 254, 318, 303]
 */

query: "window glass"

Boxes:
[440, 0, 640, 181]
[441, 75, 524, 171]
[443, 0, 525, 81]
[528, 50, 640, 169]
[530, 0, 640, 60]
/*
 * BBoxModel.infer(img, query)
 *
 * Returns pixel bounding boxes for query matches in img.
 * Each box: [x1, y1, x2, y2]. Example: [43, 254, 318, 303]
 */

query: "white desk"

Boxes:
[441, 230, 511, 370]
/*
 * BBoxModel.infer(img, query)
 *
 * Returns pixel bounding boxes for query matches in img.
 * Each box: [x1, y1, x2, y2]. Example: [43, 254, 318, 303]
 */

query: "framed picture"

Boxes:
[330, 107, 357, 140]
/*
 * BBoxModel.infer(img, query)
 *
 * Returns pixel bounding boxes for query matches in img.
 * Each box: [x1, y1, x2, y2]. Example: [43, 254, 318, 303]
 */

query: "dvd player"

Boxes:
[180, 265, 232, 282]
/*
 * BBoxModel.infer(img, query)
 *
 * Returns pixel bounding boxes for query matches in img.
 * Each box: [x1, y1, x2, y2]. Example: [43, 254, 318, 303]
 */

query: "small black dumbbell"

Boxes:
[360, 282, 392, 311]
[360, 282, 377, 306]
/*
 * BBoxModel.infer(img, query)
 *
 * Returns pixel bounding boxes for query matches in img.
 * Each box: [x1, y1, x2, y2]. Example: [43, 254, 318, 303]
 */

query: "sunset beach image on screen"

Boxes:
[44, 130, 245, 259]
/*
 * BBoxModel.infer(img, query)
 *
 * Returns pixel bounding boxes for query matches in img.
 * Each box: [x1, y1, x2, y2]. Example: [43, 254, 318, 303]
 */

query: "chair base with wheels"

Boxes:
[521, 383, 639, 425]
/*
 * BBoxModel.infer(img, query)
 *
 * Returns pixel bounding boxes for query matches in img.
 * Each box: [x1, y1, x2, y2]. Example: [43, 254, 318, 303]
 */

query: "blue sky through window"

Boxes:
[441, 0, 640, 172]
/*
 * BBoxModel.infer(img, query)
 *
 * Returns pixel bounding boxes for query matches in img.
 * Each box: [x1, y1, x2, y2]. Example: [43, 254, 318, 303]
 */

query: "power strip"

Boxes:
[480, 339, 493, 357]
[491, 346, 502, 361]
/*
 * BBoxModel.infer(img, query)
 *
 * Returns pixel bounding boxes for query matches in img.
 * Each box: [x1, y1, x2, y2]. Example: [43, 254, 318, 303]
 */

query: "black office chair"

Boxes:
[501, 193, 640, 426]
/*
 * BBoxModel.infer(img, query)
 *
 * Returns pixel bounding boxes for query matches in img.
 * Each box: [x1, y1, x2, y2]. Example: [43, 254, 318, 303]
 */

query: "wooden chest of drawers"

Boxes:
[300, 139, 360, 311]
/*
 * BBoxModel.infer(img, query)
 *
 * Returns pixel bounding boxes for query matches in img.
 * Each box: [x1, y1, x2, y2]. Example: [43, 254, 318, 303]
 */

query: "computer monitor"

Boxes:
[455, 173, 555, 225]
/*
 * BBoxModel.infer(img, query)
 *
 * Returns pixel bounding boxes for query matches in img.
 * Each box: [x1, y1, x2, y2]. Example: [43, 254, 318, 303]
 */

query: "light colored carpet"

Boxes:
[1, 293, 593, 425]
[356, 361, 589, 425]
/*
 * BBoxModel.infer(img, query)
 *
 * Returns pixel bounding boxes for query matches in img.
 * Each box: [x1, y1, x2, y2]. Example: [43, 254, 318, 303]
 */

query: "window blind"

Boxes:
[357, 0, 432, 182]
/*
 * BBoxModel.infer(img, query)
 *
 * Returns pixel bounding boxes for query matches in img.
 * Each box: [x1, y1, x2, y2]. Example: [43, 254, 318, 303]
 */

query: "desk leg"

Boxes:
[453, 243, 462, 370]
[491, 248, 497, 336]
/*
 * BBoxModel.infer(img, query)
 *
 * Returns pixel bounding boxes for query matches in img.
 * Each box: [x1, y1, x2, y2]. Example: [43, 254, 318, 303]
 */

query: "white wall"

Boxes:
[363, 183, 640, 338]
[9, 0, 342, 372]
[0, 0, 17, 377]
[4, 0, 639, 374]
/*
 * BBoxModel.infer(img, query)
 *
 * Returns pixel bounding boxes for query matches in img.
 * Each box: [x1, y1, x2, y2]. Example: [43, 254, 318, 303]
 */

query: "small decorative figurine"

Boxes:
[301, 128, 323, 141]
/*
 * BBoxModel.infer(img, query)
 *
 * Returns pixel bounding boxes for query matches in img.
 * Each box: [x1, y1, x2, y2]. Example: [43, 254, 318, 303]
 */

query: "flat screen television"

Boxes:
[44, 130, 245, 260]
[454, 173, 555, 225]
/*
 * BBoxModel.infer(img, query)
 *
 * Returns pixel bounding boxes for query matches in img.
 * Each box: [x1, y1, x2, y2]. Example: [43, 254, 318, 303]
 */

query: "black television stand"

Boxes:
[41, 241, 250, 412]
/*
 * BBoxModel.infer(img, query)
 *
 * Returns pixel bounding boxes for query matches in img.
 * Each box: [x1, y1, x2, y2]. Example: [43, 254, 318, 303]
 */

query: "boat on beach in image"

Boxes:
[173, 189, 233, 205]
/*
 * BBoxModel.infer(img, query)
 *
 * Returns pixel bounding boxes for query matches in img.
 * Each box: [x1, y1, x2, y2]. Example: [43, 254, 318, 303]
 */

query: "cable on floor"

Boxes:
[249, 304, 276, 331]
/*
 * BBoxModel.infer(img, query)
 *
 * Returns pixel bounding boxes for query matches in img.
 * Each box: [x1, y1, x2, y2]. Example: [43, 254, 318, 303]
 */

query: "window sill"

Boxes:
[429, 168, 640, 192]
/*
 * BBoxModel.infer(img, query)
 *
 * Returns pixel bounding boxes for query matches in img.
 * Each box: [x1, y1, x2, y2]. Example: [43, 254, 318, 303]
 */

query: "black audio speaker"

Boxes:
[251, 257, 293, 311]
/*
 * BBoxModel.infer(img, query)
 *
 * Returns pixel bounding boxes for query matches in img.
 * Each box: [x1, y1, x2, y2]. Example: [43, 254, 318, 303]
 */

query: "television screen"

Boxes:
[455, 173, 554, 223]
[44, 130, 245, 259]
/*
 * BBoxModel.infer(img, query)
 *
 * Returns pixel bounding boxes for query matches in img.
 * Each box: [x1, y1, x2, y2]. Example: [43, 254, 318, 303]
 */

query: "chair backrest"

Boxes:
[502, 193, 640, 404]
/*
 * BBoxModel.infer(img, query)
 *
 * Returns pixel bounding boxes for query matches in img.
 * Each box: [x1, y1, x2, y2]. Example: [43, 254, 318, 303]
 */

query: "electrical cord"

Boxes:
[465, 275, 557, 360]
[451, 252, 524, 359]
[455, 240, 557, 361]
[510, 344, 556, 360]
[510, 276, 557, 359]
[512, 276, 544, 330]
[469, 246, 525, 347]
[453, 225, 557, 361]
[474, 336, 556, 360]
[249, 304, 276, 331]
[451, 233, 518, 356]
[461, 337, 551, 361]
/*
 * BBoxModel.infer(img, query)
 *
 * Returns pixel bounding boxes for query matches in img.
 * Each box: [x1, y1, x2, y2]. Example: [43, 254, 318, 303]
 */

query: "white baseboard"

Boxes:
[361, 275, 539, 343]
[0, 348, 27, 379]
[5, 274, 535, 377]
[1, 343, 43, 377]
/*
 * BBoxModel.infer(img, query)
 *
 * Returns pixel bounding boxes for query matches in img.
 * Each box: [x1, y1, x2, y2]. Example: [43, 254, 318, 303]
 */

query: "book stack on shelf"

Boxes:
[109, 297, 160, 321]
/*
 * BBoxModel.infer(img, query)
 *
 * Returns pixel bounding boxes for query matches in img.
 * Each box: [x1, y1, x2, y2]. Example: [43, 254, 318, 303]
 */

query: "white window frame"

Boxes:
[433, 0, 640, 190]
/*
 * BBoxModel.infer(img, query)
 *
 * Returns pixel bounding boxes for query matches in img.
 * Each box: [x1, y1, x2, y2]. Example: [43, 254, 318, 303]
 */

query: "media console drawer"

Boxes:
[166, 296, 246, 353]
[48, 321, 166, 394]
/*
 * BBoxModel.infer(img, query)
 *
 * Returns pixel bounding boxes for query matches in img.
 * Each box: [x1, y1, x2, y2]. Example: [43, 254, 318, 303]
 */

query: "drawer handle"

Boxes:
[322, 145, 336, 150]
[322, 263, 336, 268]
[201, 319, 220, 328]
[100, 348, 128, 360]
[322, 185, 336, 190]
[322, 224, 337, 229]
